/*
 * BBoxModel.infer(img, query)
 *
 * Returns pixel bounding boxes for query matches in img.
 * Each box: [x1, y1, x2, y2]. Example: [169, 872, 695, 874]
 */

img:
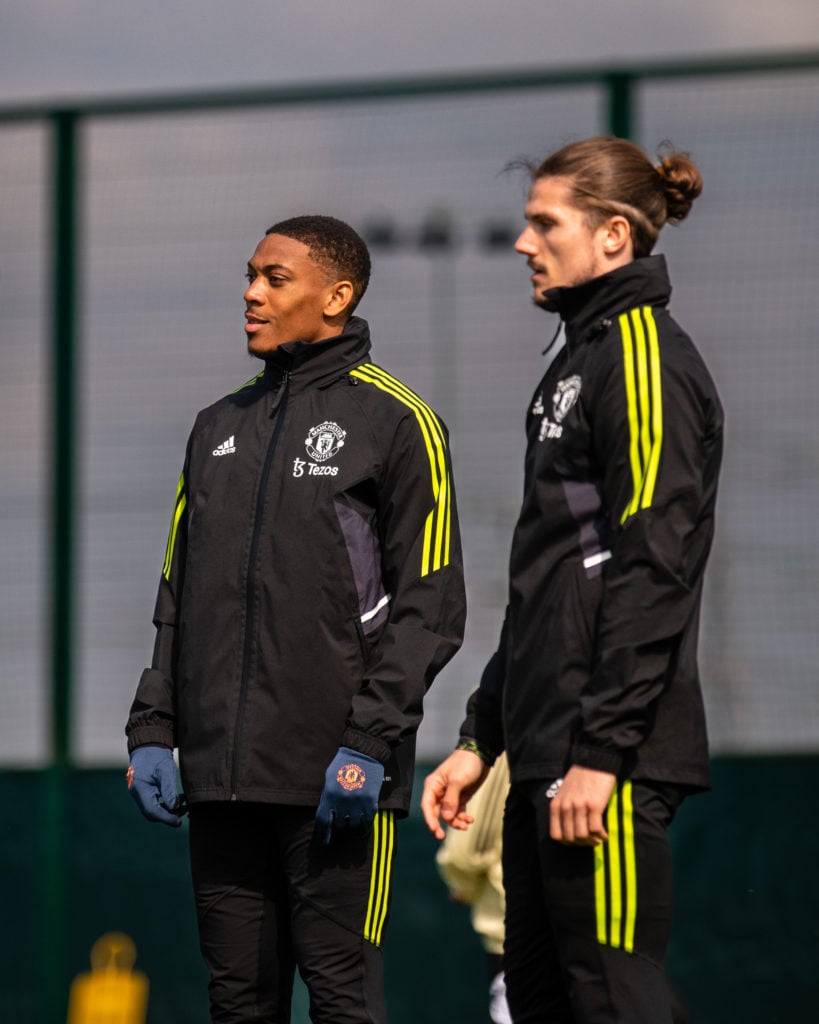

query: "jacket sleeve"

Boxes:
[342, 404, 467, 763]
[570, 306, 722, 776]
[125, 457, 189, 754]
[457, 608, 509, 760]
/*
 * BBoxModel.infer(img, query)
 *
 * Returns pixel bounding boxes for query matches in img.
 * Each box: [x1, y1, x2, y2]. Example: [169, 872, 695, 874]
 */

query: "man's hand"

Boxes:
[421, 749, 489, 840]
[549, 765, 616, 846]
[127, 745, 186, 828]
[315, 746, 385, 844]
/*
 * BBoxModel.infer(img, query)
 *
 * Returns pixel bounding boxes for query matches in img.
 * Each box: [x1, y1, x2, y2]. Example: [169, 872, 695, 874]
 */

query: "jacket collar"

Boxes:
[262, 315, 372, 392]
[545, 255, 672, 348]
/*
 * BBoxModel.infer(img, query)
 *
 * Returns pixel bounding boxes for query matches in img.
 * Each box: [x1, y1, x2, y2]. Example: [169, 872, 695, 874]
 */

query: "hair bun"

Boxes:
[656, 147, 703, 223]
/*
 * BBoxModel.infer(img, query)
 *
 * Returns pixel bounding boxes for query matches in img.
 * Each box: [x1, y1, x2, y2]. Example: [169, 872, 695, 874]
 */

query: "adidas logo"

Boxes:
[212, 435, 236, 456]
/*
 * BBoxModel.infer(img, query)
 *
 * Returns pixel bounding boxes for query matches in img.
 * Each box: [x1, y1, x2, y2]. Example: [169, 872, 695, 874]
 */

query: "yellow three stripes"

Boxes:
[163, 472, 187, 581]
[350, 364, 451, 577]
[620, 306, 663, 524]
[594, 781, 637, 952]
[230, 370, 264, 394]
[364, 810, 395, 946]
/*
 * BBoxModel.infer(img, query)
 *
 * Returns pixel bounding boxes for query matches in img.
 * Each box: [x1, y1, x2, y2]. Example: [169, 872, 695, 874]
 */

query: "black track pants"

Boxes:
[502, 780, 689, 1024]
[189, 802, 396, 1024]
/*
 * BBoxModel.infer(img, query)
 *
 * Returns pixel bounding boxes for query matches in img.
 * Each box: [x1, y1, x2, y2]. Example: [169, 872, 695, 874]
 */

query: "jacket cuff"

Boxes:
[341, 729, 392, 765]
[126, 727, 175, 755]
[458, 710, 505, 757]
[569, 743, 624, 777]
[456, 736, 498, 767]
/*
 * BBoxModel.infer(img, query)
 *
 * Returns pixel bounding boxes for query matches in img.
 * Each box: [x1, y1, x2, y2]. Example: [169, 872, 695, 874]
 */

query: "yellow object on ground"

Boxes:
[66, 932, 148, 1024]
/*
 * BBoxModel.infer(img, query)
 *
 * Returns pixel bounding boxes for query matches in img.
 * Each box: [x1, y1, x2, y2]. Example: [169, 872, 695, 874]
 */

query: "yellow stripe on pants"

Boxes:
[364, 811, 395, 946]
[594, 781, 637, 953]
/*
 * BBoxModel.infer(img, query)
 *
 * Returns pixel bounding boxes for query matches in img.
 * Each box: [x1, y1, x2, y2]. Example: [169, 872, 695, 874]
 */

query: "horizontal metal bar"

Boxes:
[1, 49, 817, 123]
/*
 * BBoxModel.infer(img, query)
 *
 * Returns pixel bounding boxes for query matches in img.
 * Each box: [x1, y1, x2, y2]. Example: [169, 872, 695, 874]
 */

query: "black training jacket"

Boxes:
[126, 317, 466, 814]
[462, 256, 723, 789]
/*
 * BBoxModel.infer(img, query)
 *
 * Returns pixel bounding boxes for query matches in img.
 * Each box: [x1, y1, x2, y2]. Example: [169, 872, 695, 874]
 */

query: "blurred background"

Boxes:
[2, 3, 818, 1021]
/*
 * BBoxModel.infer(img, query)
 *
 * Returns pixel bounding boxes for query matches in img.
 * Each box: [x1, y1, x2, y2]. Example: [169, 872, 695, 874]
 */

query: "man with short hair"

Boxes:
[422, 138, 723, 1023]
[126, 215, 466, 1023]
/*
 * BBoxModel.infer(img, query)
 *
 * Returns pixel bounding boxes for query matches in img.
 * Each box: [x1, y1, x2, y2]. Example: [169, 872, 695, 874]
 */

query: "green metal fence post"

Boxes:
[606, 71, 634, 139]
[41, 107, 80, 1024]
[51, 112, 78, 770]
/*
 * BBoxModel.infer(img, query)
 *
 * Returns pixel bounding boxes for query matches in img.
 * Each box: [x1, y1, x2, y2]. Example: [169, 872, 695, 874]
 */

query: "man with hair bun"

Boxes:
[423, 137, 723, 1022]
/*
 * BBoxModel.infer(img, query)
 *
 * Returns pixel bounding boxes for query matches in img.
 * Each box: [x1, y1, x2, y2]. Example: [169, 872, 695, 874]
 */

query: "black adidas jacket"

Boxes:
[126, 317, 466, 814]
[462, 256, 723, 789]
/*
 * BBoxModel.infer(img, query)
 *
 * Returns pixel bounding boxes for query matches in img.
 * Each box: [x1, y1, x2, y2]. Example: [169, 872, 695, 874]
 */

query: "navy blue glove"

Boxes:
[127, 745, 186, 828]
[315, 746, 385, 844]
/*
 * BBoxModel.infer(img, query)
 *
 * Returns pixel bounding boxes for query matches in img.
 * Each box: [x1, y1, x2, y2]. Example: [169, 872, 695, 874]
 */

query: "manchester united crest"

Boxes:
[552, 375, 582, 423]
[336, 761, 367, 791]
[305, 421, 346, 462]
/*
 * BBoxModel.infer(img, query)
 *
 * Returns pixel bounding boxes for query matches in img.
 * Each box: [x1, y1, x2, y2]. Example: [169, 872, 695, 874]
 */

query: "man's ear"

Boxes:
[324, 280, 355, 319]
[601, 215, 633, 260]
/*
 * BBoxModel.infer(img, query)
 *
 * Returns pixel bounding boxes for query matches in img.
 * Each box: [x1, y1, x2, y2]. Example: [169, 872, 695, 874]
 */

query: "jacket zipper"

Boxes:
[230, 372, 290, 799]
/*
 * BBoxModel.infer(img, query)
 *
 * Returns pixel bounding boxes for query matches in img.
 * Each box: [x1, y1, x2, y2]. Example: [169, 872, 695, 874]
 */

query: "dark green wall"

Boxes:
[666, 757, 819, 1022]
[3, 757, 817, 1022]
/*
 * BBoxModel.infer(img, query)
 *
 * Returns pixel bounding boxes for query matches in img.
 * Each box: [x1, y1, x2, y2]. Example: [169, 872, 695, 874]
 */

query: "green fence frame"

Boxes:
[2, 49, 818, 1022]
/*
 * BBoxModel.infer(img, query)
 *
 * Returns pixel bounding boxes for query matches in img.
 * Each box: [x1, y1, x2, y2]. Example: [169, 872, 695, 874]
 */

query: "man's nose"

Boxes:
[514, 226, 537, 255]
